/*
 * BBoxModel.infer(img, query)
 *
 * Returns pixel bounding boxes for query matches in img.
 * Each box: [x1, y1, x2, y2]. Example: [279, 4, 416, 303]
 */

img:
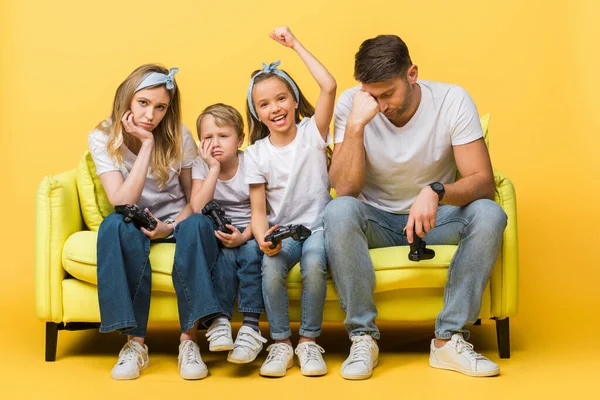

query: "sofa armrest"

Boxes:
[490, 168, 519, 318]
[35, 169, 84, 322]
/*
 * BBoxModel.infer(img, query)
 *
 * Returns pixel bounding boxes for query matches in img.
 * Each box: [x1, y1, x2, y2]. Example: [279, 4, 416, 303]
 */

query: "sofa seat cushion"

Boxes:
[63, 230, 459, 297]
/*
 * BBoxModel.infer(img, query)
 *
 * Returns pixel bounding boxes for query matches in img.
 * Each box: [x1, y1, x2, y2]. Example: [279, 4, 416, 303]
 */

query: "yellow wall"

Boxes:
[1, 0, 599, 347]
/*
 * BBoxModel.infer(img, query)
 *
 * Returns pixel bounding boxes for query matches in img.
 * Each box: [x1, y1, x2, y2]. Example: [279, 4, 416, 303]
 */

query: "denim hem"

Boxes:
[298, 328, 321, 338]
[123, 329, 147, 337]
[99, 320, 137, 334]
[182, 306, 223, 333]
[349, 330, 380, 340]
[270, 329, 292, 340]
[238, 307, 265, 314]
[435, 330, 470, 340]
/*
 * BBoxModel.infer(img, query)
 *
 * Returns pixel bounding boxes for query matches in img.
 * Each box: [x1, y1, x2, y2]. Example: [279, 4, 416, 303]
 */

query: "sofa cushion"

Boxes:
[62, 230, 459, 297]
[76, 151, 113, 232]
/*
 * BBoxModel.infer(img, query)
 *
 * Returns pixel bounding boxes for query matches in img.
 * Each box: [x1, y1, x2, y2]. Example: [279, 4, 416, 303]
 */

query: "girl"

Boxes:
[89, 64, 221, 380]
[189, 103, 267, 364]
[244, 26, 336, 377]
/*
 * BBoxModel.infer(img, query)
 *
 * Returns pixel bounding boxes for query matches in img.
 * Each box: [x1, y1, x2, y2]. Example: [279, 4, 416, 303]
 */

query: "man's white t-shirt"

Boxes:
[244, 117, 332, 231]
[192, 151, 251, 228]
[88, 124, 197, 221]
[329, 81, 483, 214]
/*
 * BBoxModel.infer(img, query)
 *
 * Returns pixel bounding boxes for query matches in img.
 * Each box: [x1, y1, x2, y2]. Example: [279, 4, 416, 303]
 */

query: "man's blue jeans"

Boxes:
[261, 230, 328, 340]
[97, 213, 222, 337]
[210, 234, 265, 319]
[323, 197, 507, 340]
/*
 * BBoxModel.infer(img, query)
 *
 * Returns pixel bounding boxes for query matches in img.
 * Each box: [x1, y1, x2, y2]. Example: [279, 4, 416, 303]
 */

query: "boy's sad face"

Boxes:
[199, 114, 244, 164]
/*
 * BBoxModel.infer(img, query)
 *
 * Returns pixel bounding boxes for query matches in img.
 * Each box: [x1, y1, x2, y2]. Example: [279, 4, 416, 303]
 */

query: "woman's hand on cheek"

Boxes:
[122, 110, 154, 144]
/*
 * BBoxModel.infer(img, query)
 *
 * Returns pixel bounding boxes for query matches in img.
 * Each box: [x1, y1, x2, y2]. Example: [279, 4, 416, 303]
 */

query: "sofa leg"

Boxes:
[473, 319, 481, 326]
[495, 318, 510, 359]
[45, 322, 60, 362]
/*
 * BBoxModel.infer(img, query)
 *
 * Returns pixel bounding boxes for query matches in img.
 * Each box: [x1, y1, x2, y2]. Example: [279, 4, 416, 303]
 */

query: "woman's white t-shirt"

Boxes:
[88, 124, 197, 221]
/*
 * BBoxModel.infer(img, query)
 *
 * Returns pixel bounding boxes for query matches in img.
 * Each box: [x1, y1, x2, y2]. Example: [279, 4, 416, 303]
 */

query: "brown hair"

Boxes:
[246, 71, 315, 144]
[354, 35, 413, 83]
[95, 64, 182, 188]
[196, 103, 244, 141]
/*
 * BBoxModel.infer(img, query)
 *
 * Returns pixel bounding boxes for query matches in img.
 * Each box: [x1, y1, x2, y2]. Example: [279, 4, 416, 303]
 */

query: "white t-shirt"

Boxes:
[244, 117, 332, 231]
[88, 124, 197, 221]
[329, 81, 483, 214]
[192, 151, 251, 228]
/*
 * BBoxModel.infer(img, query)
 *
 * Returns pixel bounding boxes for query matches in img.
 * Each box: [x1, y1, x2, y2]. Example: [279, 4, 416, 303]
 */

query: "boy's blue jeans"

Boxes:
[261, 230, 328, 340]
[323, 197, 507, 340]
[97, 213, 222, 337]
[210, 233, 265, 319]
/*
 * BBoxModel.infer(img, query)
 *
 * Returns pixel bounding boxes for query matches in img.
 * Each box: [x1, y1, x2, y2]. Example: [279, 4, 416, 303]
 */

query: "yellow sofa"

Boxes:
[35, 118, 518, 362]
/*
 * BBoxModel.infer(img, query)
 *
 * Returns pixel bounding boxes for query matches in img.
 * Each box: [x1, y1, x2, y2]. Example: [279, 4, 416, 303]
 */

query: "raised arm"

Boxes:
[270, 26, 336, 139]
[189, 138, 220, 214]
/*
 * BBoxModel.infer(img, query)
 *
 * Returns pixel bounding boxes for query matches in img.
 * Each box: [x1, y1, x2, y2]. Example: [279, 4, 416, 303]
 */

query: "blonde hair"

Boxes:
[245, 70, 315, 145]
[196, 103, 244, 141]
[96, 64, 182, 188]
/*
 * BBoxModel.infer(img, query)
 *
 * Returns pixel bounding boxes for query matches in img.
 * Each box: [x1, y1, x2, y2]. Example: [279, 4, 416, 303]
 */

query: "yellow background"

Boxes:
[1, 0, 599, 397]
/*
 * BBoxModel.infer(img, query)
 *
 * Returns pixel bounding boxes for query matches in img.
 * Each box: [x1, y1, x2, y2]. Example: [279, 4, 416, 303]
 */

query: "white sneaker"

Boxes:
[178, 340, 208, 380]
[205, 317, 233, 351]
[341, 335, 379, 380]
[295, 341, 327, 376]
[111, 340, 149, 380]
[259, 343, 294, 377]
[429, 333, 500, 377]
[227, 325, 267, 364]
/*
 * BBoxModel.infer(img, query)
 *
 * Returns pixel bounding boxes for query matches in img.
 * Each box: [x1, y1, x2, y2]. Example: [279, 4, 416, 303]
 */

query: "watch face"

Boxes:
[432, 182, 444, 192]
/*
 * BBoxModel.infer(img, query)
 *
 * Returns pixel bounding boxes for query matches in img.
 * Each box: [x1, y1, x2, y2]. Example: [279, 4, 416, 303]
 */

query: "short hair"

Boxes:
[196, 103, 244, 140]
[354, 35, 413, 83]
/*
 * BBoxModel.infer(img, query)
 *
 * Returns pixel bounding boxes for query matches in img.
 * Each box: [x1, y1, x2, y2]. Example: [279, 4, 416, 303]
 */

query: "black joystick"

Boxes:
[408, 231, 435, 262]
[115, 204, 157, 231]
[265, 224, 312, 249]
[202, 201, 233, 234]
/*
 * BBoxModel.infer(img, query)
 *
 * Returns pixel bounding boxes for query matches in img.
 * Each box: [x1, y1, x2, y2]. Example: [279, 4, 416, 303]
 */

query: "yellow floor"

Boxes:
[2, 299, 598, 399]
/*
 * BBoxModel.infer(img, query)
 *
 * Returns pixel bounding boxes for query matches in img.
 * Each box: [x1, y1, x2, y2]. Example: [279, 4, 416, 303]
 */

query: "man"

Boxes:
[324, 35, 507, 380]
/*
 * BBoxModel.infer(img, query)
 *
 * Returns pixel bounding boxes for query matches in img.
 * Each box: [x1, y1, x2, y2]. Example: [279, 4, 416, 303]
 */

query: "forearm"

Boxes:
[189, 169, 219, 214]
[442, 173, 495, 206]
[174, 204, 193, 224]
[293, 42, 336, 94]
[110, 141, 153, 205]
[251, 216, 270, 243]
[242, 223, 254, 241]
[329, 127, 366, 197]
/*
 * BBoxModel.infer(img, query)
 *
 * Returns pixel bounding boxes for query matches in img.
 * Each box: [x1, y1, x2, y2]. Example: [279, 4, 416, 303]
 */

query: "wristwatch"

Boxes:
[429, 182, 445, 202]
[165, 219, 178, 232]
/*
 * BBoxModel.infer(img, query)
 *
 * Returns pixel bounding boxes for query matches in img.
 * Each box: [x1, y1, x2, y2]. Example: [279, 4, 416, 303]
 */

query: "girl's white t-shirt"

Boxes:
[88, 124, 197, 221]
[192, 151, 251, 228]
[244, 117, 332, 231]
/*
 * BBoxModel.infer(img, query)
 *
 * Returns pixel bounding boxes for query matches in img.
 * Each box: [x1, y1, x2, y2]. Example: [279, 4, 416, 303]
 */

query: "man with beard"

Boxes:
[324, 35, 507, 380]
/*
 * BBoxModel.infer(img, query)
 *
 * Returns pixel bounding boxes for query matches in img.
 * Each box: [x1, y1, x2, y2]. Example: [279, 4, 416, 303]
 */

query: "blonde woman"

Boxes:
[89, 64, 221, 380]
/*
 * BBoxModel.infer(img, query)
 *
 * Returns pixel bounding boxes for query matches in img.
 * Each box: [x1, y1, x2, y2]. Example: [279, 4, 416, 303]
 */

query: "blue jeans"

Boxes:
[323, 196, 507, 340]
[211, 234, 265, 319]
[97, 213, 222, 337]
[262, 230, 328, 340]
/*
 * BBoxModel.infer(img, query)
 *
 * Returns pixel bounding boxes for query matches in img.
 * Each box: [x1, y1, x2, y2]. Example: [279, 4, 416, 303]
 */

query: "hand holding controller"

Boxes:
[115, 204, 158, 231]
[202, 201, 233, 234]
[264, 224, 312, 249]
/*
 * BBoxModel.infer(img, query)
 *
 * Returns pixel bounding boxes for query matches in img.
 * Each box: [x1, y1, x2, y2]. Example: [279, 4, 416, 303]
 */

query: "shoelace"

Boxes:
[265, 343, 292, 363]
[118, 342, 144, 366]
[453, 337, 487, 361]
[348, 337, 373, 364]
[179, 341, 202, 365]
[205, 321, 230, 343]
[235, 329, 267, 351]
[295, 342, 325, 366]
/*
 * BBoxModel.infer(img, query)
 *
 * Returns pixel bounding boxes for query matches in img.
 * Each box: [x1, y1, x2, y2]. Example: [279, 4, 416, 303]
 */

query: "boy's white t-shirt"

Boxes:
[192, 151, 251, 228]
[88, 124, 197, 221]
[244, 117, 332, 231]
[329, 81, 483, 214]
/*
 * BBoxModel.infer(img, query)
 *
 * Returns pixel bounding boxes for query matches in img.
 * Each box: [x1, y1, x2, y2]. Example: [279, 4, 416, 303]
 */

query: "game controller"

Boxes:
[202, 201, 233, 234]
[408, 231, 435, 262]
[264, 224, 312, 249]
[115, 204, 157, 231]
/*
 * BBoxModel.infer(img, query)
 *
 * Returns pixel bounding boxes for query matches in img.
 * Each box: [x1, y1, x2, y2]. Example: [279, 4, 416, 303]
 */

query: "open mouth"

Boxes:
[271, 114, 287, 127]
